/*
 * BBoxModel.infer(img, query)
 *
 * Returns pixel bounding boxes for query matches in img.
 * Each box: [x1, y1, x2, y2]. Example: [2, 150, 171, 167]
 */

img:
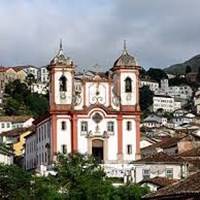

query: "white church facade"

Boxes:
[26, 42, 141, 177]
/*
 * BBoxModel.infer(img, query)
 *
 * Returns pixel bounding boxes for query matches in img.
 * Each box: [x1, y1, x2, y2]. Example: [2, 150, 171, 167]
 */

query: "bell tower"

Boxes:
[48, 40, 75, 113]
[111, 41, 140, 112]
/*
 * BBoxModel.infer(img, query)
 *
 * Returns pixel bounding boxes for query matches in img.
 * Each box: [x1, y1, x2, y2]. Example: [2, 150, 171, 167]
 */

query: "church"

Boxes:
[30, 41, 141, 176]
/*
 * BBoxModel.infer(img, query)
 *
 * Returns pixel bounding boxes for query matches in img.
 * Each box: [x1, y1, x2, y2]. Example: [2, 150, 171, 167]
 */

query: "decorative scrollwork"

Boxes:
[92, 113, 103, 124]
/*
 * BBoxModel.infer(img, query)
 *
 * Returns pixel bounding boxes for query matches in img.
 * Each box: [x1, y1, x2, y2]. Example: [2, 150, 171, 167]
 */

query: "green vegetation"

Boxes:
[146, 68, 168, 83]
[3, 79, 48, 117]
[0, 153, 149, 200]
[164, 54, 200, 75]
[139, 86, 154, 112]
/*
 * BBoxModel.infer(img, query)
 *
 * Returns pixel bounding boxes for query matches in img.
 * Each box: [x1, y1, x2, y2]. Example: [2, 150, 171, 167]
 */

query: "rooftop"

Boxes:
[143, 171, 200, 200]
[133, 152, 184, 164]
[140, 176, 178, 188]
[0, 115, 32, 123]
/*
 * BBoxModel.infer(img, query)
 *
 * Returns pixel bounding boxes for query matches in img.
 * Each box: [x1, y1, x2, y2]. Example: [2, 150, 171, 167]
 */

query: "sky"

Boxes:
[0, 0, 200, 71]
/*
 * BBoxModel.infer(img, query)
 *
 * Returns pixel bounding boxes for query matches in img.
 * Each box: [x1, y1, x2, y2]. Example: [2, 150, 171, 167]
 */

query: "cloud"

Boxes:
[0, 0, 200, 70]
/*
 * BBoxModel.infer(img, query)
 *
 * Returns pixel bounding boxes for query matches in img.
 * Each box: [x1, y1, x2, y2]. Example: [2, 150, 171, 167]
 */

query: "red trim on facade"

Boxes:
[117, 114, 123, 159]
[135, 115, 141, 159]
[71, 114, 78, 152]
[51, 114, 57, 160]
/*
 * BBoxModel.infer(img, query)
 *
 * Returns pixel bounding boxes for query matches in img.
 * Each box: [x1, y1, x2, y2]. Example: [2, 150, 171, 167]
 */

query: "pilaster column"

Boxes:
[117, 114, 123, 161]
[135, 115, 141, 160]
[51, 114, 57, 161]
[71, 114, 78, 153]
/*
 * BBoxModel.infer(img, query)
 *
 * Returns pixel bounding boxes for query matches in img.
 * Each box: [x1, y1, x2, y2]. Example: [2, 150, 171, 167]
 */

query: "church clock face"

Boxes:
[60, 91, 66, 100]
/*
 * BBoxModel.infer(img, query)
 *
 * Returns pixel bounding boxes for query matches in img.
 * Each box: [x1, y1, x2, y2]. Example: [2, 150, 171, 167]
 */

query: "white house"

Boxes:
[32, 82, 48, 95]
[133, 152, 188, 183]
[140, 79, 159, 92]
[0, 116, 34, 134]
[24, 131, 37, 170]
[153, 95, 181, 113]
[39, 66, 49, 83]
[23, 65, 39, 80]
[0, 145, 13, 165]
[142, 114, 167, 128]
[157, 79, 192, 100]
[194, 89, 200, 114]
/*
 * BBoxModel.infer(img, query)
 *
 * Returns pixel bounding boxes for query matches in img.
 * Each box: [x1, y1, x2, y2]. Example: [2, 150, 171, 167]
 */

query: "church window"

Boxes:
[59, 75, 67, 92]
[125, 77, 132, 92]
[127, 144, 132, 154]
[126, 121, 132, 131]
[61, 144, 67, 154]
[61, 121, 66, 130]
[107, 121, 114, 132]
[81, 121, 88, 132]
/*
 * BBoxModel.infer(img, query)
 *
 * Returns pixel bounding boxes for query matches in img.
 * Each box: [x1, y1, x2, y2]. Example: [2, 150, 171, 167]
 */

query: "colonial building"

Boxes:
[31, 41, 141, 175]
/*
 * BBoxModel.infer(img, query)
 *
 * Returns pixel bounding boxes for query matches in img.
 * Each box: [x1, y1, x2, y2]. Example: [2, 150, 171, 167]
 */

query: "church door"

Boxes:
[92, 139, 104, 163]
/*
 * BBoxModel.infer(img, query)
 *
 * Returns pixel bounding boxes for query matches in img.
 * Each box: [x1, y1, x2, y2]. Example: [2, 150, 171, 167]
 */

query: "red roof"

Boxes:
[133, 152, 185, 164]
[140, 176, 178, 187]
[143, 171, 200, 199]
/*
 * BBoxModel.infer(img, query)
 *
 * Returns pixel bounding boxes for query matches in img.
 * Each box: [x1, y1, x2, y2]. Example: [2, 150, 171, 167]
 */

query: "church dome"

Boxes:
[113, 41, 137, 69]
[50, 40, 73, 66]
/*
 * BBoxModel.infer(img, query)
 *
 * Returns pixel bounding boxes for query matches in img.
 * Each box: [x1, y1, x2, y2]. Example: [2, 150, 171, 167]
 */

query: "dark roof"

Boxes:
[143, 171, 200, 200]
[112, 43, 139, 70]
[179, 147, 200, 157]
[140, 177, 177, 187]
[0, 115, 32, 123]
[142, 137, 183, 151]
[133, 152, 185, 164]
[153, 95, 172, 98]
[0, 126, 34, 137]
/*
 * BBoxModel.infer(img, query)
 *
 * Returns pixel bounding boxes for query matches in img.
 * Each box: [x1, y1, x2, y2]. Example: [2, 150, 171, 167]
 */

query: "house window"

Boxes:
[61, 144, 67, 154]
[127, 145, 132, 154]
[61, 121, 66, 130]
[107, 121, 114, 132]
[125, 77, 132, 93]
[7, 123, 10, 128]
[1, 123, 5, 128]
[81, 121, 88, 132]
[143, 169, 150, 180]
[127, 121, 132, 131]
[166, 168, 173, 179]
[59, 75, 67, 92]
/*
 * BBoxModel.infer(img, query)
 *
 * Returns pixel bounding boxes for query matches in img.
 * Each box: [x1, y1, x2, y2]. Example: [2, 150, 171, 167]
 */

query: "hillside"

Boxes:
[164, 54, 200, 75]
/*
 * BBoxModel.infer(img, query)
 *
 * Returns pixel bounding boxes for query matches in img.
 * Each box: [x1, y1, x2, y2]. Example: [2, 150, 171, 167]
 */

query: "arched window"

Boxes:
[125, 77, 132, 92]
[59, 75, 67, 92]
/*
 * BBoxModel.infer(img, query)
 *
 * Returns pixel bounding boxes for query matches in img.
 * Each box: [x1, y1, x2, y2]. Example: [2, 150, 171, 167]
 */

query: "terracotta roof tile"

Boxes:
[143, 171, 200, 199]
[140, 176, 178, 187]
[133, 152, 185, 164]
[179, 147, 200, 157]
[142, 136, 184, 151]
[0, 126, 35, 137]
[0, 115, 32, 123]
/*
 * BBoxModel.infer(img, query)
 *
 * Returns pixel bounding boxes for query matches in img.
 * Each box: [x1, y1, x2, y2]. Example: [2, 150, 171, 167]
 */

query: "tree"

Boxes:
[3, 79, 48, 117]
[0, 154, 149, 200]
[168, 75, 186, 86]
[140, 86, 154, 112]
[196, 66, 200, 83]
[25, 93, 49, 117]
[54, 153, 113, 200]
[30, 176, 62, 200]
[185, 65, 192, 74]
[0, 164, 31, 199]
[146, 68, 168, 83]
[25, 73, 37, 91]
